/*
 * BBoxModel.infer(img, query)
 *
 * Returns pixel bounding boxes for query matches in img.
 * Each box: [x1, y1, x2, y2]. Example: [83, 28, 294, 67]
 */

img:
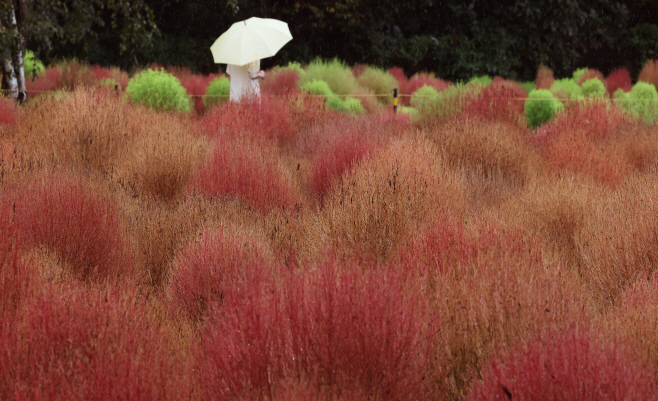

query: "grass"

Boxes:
[4, 60, 658, 399]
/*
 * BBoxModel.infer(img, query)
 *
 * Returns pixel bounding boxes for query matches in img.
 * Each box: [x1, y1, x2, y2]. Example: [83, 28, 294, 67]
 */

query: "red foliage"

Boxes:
[388, 67, 407, 86]
[405, 73, 451, 104]
[352, 64, 368, 77]
[534, 99, 626, 145]
[639, 59, 658, 89]
[577, 68, 606, 86]
[388, 68, 451, 106]
[467, 326, 657, 401]
[0, 283, 191, 400]
[462, 78, 526, 123]
[0, 200, 31, 314]
[164, 66, 222, 114]
[0, 97, 18, 125]
[11, 175, 134, 282]
[541, 132, 628, 186]
[399, 214, 543, 277]
[533, 101, 630, 186]
[90, 65, 112, 82]
[167, 226, 273, 322]
[398, 213, 474, 275]
[606, 67, 632, 95]
[262, 69, 301, 97]
[535, 65, 555, 89]
[201, 96, 296, 144]
[195, 255, 439, 400]
[191, 139, 297, 213]
[183, 74, 222, 114]
[311, 131, 375, 200]
[25, 66, 61, 98]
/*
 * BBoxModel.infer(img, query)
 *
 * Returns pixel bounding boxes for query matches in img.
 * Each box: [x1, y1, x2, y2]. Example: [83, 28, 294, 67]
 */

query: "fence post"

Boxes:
[393, 88, 398, 113]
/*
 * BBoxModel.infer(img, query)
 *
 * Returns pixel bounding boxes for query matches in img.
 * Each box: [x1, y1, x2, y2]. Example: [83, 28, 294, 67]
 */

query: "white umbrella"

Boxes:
[210, 17, 293, 66]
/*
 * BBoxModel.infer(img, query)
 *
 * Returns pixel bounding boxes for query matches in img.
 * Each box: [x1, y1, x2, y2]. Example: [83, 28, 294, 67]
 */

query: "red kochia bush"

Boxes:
[262, 69, 301, 96]
[399, 214, 542, 277]
[467, 326, 657, 401]
[577, 68, 606, 87]
[311, 131, 375, 200]
[533, 99, 626, 146]
[196, 255, 438, 400]
[606, 67, 632, 95]
[536, 65, 555, 89]
[639, 59, 658, 89]
[463, 78, 526, 123]
[0, 200, 29, 313]
[181, 73, 221, 114]
[12, 175, 134, 282]
[389, 67, 452, 106]
[532, 100, 629, 186]
[191, 139, 297, 213]
[201, 96, 296, 143]
[0, 284, 191, 400]
[90, 65, 112, 82]
[26, 66, 61, 97]
[0, 97, 18, 125]
[168, 226, 273, 322]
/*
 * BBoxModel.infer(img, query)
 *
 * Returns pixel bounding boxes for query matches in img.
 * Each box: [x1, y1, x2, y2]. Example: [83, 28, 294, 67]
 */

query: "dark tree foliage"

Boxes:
[25, 0, 658, 81]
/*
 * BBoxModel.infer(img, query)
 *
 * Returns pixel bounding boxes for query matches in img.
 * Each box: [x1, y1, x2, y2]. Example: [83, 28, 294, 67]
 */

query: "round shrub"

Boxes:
[340, 97, 365, 114]
[98, 77, 121, 91]
[410, 84, 439, 110]
[573, 67, 588, 83]
[357, 67, 398, 105]
[126, 69, 192, 112]
[467, 328, 657, 401]
[280, 61, 304, 76]
[519, 81, 536, 95]
[298, 58, 360, 96]
[616, 81, 658, 124]
[203, 76, 230, 109]
[467, 75, 493, 86]
[411, 84, 476, 120]
[581, 78, 606, 98]
[302, 79, 363, 114]
[550, 78, 583, 100]
[525, 89, 564, 128]
[24, 50, 45, 80]
[300, 78, 333, 97]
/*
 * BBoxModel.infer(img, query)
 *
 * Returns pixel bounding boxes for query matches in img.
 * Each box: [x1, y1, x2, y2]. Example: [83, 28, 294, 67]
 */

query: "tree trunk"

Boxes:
[0, 1, 27, 104]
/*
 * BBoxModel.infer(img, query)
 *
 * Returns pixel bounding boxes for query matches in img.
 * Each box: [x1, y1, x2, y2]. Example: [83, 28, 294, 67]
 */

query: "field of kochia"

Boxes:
[1, 58, 658, 400]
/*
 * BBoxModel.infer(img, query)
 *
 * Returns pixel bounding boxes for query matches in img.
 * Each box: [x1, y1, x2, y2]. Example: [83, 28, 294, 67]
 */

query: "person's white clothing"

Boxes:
[226, 61, 261, 101]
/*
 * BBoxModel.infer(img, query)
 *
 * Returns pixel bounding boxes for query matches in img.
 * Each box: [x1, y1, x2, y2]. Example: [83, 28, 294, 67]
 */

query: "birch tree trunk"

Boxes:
[0, 0, 27, 104]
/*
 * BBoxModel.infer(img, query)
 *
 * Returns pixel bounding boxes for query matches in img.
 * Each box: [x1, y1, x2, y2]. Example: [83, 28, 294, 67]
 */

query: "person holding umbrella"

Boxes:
[226, 60, 265, 101]
[211, 17, 292, 102]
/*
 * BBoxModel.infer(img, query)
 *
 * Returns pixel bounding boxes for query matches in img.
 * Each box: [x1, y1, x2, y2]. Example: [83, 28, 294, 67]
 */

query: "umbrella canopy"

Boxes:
[210, 17, 292, 66]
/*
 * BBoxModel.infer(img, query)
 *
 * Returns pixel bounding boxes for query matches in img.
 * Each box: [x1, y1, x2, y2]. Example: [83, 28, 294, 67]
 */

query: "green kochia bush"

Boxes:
[357, 67, 398, 105]
[126, 69, 192, 112]
[573, 68, 588, 83]
[616, 82, 658, 124]
[581, 78, 607, 98]
[410, 84, 475, 120]
[203, 76, 230, 109]
[301, 79, 364, 114]
[298, 58, 360, 96]
[468, 75, 493, 87]
[525, 89, 564, 128]
[519, 81, 536, 95]
[24, 50, 45, 80]
[550, 78, 583, 100]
